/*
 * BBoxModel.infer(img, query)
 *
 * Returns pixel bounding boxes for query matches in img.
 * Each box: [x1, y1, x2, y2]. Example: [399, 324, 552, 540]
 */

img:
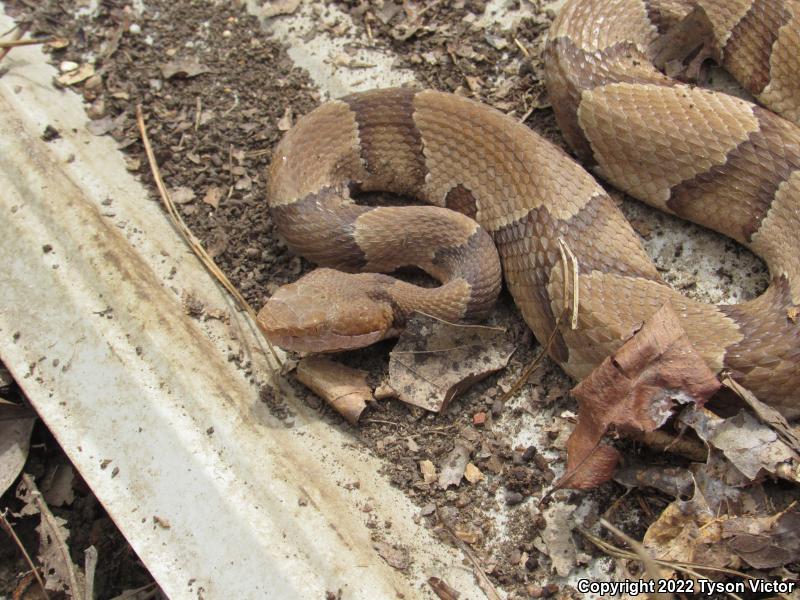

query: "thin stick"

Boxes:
[135, 105, 282, 370]
[22, 474, 82, 598]
[438, 516, 501, 600]
[0, 509, 50, 599]
[0, 36, 55, 49]
[0, 26, 24, 62]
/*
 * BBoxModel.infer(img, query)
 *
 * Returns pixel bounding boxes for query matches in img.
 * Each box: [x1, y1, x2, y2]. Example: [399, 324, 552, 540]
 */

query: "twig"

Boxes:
[0, 509, 50, 599]
[135, 105, 282, 370]
[0, 36, 54, 49]
[437, 517, 501, 600]
[22, 473, 83, 599]
[599, 519, 671, 600]
[0, 26, 24, 62]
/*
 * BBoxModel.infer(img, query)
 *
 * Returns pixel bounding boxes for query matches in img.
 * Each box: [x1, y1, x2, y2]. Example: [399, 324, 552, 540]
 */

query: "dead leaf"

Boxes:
[723, 504, 800, 569]
[159, 57, 209, 79]
[428, 577, 460, 600]
[722, 376, 800, 453]
[56, 63, 95, 86]
[41, 461, 76, 507]
[170, 186, 195, 205]
[373, 541, 409, 571]
[464, 463, 483, 484]
[438, 442, 471, 489]
[260, 0, 301, 18]
[419, 459, 437, 484]
[18, 474, 85, 596]
[296, 357, 373, 425]
[541, 503, 578, 577]
[562, 304, 720, 489]
[203, 186, 223, 209]
[0, 411, 35, 497]
[681, 407, 799, 482]
[388, 314, 514, 412]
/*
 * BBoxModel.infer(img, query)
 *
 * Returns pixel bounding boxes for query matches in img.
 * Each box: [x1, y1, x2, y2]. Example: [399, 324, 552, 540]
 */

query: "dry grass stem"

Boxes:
[135, 105, 282, 370]
[0, 508, 50, 599]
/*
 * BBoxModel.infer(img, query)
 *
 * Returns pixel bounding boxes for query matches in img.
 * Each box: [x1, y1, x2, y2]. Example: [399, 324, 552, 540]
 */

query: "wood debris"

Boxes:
[296, 357, 373, 425]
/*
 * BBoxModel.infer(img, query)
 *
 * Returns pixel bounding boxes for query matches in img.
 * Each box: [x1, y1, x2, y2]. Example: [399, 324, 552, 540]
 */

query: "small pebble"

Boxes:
[129, 23, 141, 34]
[505, 491, 524, 506]
[59, 60, 79, 73]
[472, 411, 487, 426]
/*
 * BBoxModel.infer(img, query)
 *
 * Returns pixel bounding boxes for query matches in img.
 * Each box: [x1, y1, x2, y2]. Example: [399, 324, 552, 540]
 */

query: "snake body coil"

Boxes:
[259, 0, 800, 418]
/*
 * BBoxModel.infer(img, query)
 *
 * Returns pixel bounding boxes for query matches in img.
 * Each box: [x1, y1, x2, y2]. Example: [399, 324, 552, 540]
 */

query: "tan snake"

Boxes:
[258, 0, 800, 418]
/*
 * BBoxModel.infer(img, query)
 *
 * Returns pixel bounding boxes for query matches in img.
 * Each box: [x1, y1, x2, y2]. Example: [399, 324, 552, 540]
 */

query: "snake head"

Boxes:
[257, 268, 398, 353]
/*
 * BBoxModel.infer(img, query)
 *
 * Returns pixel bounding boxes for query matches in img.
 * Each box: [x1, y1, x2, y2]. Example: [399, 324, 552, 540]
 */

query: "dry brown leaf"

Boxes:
[438, 442, 471, 490]
[464, 463, 483, 484]
[419, 459, 437, 485]
[260, 0, 301, 18]
[388, 314, 514, 412]
[722, 504, 800, 569]
[562, 304, 720, 489]
[428, 577, 460, 600]
[373, 541, 409, 571]
[296, 357, 373, 425]
[202, 186, 223, 209]
[159, 57, 209, 79]
[0, 413, 35, 497]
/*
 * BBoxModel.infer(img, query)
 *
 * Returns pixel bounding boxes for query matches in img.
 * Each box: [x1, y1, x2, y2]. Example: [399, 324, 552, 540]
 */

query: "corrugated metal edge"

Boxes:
[0, 10, 488, 600]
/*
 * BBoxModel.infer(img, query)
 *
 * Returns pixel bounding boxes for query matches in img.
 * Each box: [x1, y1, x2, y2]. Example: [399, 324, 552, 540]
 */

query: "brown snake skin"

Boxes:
[258, 0, 800, 418]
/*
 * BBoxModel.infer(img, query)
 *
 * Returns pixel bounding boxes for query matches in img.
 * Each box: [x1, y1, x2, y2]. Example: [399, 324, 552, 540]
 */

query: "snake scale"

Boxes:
[258, 0, 800, 418]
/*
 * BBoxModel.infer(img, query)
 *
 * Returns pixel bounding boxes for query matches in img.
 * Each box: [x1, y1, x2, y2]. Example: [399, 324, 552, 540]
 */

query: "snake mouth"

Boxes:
[263, 329, 389, 353]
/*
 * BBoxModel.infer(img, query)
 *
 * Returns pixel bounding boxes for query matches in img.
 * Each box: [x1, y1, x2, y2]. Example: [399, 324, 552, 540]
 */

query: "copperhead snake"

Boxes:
[258, 0, 800, 418]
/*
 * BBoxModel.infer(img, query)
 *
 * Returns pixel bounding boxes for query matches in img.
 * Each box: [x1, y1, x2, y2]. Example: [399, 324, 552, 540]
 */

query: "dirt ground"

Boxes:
[1, 0, 794, 599]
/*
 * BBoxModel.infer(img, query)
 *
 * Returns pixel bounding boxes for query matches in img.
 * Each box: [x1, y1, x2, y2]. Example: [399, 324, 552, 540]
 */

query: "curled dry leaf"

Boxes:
[438, 442, 471, 490]
[387, 314, 514, 412]
[296, 356, 373, 425]
[562, 304, 720, 489]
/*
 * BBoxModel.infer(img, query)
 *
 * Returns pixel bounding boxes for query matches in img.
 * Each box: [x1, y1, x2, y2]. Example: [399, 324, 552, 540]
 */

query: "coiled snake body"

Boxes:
[258, 0, 800, 418]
